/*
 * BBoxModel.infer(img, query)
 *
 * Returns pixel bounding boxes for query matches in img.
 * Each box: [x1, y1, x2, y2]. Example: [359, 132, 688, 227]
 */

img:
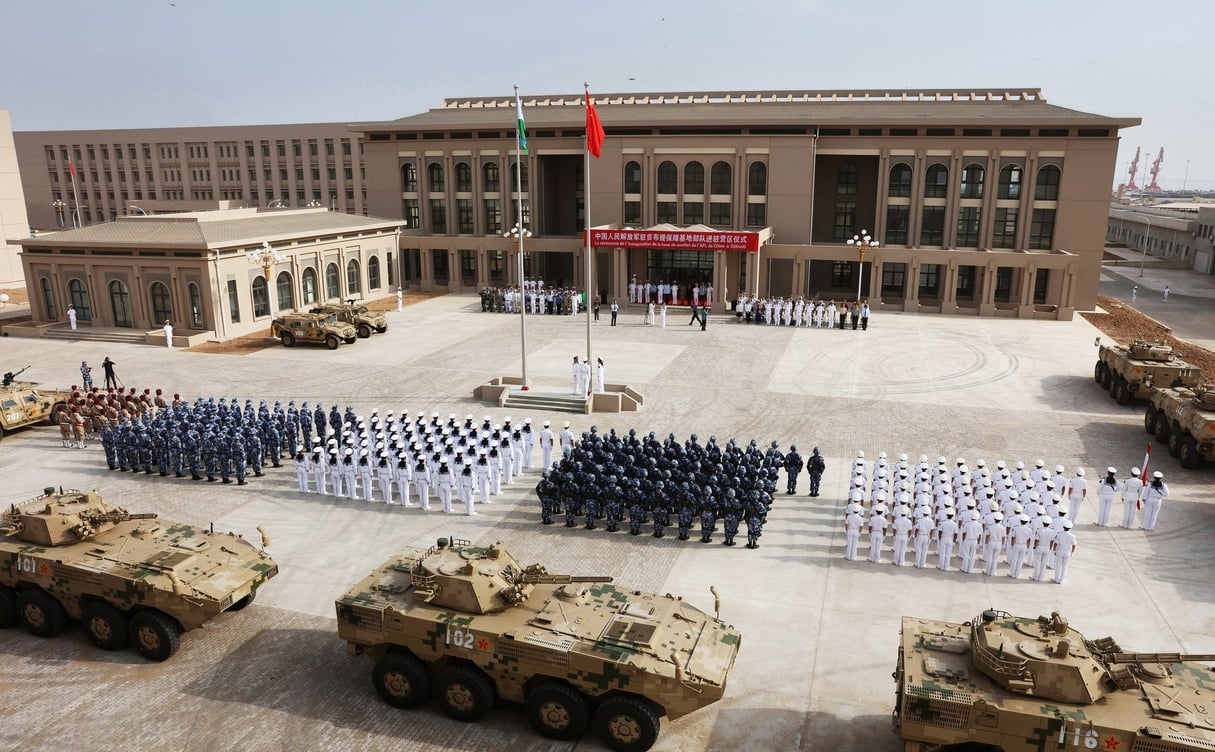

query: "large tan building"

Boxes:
[0, 110, 32, 285]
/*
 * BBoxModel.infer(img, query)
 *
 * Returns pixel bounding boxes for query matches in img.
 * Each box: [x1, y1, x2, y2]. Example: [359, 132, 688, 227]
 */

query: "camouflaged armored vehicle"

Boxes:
[0, 488, 277, 661]
[1145, 384, 1215, 468]
[309, 301, 387, 339]
[895, 609, 1215, 752]
[1094, 338, 1200, 405]
[0, 367, 71, 441]
[336, 538, 741, 752]
[270, 311, 357, 350]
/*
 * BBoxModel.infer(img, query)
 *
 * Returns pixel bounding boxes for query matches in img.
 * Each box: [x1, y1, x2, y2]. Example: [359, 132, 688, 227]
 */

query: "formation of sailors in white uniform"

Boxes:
[733, 294, 869, 329]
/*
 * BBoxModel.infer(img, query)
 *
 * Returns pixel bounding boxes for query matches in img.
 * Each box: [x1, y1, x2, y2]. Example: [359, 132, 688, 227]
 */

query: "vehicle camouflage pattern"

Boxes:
[271, 311, 357, 350]
[0, 367, 71, 441]
[0, 488, 278, 661]
[310, 301, 387, 339]
[895, 609, 1215, 752]
[336, 538, 741, 752]
[1094, 339, 1200, 405]
[1145, 384, 1215, 468]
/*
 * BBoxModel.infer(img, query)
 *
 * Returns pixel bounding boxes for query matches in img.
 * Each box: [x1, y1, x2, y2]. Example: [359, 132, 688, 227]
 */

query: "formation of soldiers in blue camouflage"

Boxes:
[534, 429, 802, 549]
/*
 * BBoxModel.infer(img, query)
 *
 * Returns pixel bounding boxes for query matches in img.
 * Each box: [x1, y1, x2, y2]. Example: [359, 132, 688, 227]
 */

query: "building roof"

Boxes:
[14, 208, 404, 251]
[353, 88, 1140, 132]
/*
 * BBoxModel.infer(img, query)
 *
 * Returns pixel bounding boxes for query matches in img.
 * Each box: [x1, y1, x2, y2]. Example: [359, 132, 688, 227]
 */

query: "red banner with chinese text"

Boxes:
[587, 228, 759, 252]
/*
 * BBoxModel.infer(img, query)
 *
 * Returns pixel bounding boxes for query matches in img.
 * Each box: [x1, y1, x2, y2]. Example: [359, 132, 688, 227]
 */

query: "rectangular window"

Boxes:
[345, 167, 353, 180]
[656, 201, 677, 224]
[295, 168, 304, 181]
[831, 261, 853, 288]
[881, 262, 906, 296]
[956, 207, 981, 247]
[956, 265, 976, 300]
[457, 199, 474, 233]
[885, 206, 909, 245]
[709, 202, 731, 226]
[920, 207, 945, 246]
[1029, 208, 1055, 250]
[683, 201, 704, 225]
[992, 207, 1018, 249]
[488, 250, 504, 282]
[431, 249, 449, 283]
[918, 263, 941, 298]
[328, 167, 336, 180]
[746, 203, 766, 227]
[994, 267, 1013, 303]
[429, 199, 447, 232]
[227, 280, 240, 323]
[624, 200, 642, 225]
[483, 199, 502, 234]
[311, 167, 320, 180]
[833, 201, 856, 241]
[459, 250, 476, 284]
[657, 170, 677, 194]
[309, 141, 318, 157]
[1034, 268, 1050, 304]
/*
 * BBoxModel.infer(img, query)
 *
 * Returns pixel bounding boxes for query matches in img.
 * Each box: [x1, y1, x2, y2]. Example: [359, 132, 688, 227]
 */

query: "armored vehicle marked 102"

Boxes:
[0, 488, 277, 661]
[1145, 384, 1215, 468]
[1094, 338, 1200, 405]
[310, 301, 387, 339]
[336, 538, 741, 752]
[0, 368, 71, 441]
[270, 311, 357, 350]
[895, 609, 1215, 752]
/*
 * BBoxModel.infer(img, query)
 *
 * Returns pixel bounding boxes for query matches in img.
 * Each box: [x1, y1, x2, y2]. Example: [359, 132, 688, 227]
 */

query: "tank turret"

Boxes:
[2, 488, 158, 546]
[1127, 339, 1176, 362]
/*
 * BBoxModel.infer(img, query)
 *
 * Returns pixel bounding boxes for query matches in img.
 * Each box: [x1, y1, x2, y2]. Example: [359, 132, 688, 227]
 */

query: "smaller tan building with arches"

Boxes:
[10, 207, 404, 341]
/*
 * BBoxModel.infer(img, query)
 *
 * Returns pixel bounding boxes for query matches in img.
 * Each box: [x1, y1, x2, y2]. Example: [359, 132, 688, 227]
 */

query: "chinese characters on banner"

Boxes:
[587, 229, 760, 252]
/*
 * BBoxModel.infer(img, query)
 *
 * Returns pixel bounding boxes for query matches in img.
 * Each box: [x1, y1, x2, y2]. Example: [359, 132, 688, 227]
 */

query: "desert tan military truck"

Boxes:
[310, 301, 387, 339]
[0, 488, 277, 661]
[0, 368, 71, 441]
[1094, 338, 1199, 405]
[270, 311, 357, 350]
[336, 538, 741, 752]
[1145, 384, 1215, 468]
[894, 609, 1215, 752]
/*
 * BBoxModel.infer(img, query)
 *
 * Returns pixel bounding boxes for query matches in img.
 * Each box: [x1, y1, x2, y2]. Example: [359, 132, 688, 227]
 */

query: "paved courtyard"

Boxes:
[0, 293, 1212, 752]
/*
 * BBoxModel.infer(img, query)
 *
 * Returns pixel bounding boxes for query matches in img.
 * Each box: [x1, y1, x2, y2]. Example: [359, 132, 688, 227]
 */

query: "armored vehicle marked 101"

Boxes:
[1094, 338, 1200, 405]
[270, 311, 357, 350]
[336, 538, 741, 752]
[0, 488, 277, 661]
[0, 368, 71, 441]
[895, 609, 1215, 752]
[1145, 384, 1215, 468]
[310, 301, 387, 339]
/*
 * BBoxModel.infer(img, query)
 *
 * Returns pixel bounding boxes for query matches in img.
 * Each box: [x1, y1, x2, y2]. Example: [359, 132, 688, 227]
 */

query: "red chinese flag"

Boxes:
[68, 158, 77, 178]
[585, 90, 605, 158]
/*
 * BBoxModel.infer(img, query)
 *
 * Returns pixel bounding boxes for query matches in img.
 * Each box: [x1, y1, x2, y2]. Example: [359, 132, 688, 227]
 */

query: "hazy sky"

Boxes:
[5, 0, 1211, 189]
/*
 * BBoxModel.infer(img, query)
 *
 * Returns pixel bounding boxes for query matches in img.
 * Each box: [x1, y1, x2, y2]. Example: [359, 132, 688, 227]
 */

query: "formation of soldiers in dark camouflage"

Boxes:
[536, 429, 809, 549]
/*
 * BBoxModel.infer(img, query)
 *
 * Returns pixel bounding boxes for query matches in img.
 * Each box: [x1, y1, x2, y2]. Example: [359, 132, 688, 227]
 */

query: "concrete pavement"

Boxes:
[0, 293, 1212, 752]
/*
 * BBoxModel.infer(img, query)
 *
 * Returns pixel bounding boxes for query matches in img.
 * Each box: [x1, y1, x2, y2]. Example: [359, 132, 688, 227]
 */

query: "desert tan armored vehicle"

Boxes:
[1145, 384, 1215, 468]
[270, 311, 357, 350]
[0, 367, 71, 441]
[336, 538, 741, 752]
[895, 609, 1215, 752]
[0, 488, 277, 661]
[310, 301, 387, 339]
[1094, 338, 1199, 405]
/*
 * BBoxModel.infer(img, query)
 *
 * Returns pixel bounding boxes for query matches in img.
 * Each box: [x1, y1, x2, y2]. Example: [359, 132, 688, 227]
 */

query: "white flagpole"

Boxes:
[584, 83, 594, 400]
[514, 85, 529, 389]
[69, 161, 82, 228]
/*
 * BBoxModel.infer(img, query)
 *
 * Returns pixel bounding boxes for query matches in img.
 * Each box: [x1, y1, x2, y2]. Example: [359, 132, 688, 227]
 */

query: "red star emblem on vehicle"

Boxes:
[1103, 737, 1120, 751]
[38, 563, 49, 575]
[476, 637, 490, 651]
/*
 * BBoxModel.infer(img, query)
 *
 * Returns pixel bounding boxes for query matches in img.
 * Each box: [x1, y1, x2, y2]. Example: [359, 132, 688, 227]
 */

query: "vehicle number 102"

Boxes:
[445, 627, 476, 649]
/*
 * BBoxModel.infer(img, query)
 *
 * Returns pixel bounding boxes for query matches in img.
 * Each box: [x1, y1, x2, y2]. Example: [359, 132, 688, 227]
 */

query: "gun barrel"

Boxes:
[523, 574, 614, 585]
[1105, 652, 1215, 664]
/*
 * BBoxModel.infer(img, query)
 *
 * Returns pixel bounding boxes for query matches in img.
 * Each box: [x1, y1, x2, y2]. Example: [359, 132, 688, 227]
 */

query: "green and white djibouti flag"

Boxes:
[515, 92, 528, 155]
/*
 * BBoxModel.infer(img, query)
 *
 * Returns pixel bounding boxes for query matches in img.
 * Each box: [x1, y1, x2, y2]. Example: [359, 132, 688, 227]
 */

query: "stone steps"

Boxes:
[42, 327, 148, 344]
[503, 392, 587, 414]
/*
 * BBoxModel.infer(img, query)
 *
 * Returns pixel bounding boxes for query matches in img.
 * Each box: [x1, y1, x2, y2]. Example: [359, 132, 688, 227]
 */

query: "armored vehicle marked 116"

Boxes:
[895, 609, 1215, 752]
[0, 369, 71, 441]
[336, 538, 741, 752]
[1145, 384, 1215, 468]
[0, 488, 277, 661]
[1094, 338, 1199, 405]
[270, 311, 357, 350]
[310, 301, 387, 339]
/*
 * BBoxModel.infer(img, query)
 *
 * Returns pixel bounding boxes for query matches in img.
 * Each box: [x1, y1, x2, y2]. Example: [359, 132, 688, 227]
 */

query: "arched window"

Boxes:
[346, 259, 361, 295]
[683, 162, 704, 194]
[836, 162, 858, 195]
[657, 161, 677, 193]
[368, 256, 381, 290]
[510, 162, 529, 192]
[150, 281, 172, 323]
[276, 271, 294, 312]
[68, 278, 91, 321]
[251, 277, 269, 317]
[455, 163, 472, 192]
[302, 267, 318, 305]
[325, 263, 340, 299]
[710, 161, 732, 195]
[748, 162, 767, 196]
[624, 161, 642, 193]
[960, 164, 985, 199]
[109, 280, 132, 328]
[483, 162, 500, 192]
[40, 277, 56, 319]
[889, 163, 913, 198]
[187, 282, 203, 327]
[1035, 165, 1061, 201]
[401, 162, 418, 192]
[427, 162, 444, 192]
[998, 165, 1022, 200]
[924, 164, 949, 198]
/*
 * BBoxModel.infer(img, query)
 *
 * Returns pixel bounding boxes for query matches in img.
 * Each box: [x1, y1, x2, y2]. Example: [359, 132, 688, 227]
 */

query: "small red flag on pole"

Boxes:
[68, 158, 77, 178]
[1138, 442, 1151, 509]
[585, 88, 605, 159]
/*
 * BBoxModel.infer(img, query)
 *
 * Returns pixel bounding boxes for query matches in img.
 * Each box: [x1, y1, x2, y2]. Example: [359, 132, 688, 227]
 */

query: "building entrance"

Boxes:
[645, 250, 713, 301]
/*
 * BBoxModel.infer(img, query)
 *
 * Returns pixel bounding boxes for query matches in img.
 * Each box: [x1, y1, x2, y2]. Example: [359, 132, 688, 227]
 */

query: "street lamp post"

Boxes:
[246, 241, 287, 315]
[52, 200, 66, 228]
[128, 205, 148, 216]
[505, 222, 533, 389]
[846, 230, 879, 302]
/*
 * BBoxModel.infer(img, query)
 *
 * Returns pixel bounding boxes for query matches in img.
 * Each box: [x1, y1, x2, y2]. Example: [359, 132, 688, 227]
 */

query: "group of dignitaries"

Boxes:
[627, 277, 714, 308]
[732, 294, 871, 330]
[479, 281, 585, 316]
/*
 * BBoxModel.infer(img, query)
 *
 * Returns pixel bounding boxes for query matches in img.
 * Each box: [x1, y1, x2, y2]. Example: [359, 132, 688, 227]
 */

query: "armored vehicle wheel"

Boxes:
[525, 682, 590, 741]
[280, 332, 296, 348]
[1144, 407, 1157, 434]
[372, 651, 430, 708]
[357, 324, 372, 339]
[1115, 378, 1134, 406]
[1167, 428, 1184, 458]
[1154, 411, 1172, 443]
[0, 586, 16, 628]
[325, 335, 340, 350]
[1093, 361, 1105, 383]
[130, 610, 181, 661]
[1179, 435, 1202, 469]
[436, 663, 495, 722]
[17, 589, 67, 637]
[376, 325, 388, 333]
[594, 695, 661, 752]
[1100, 368, 1113, 390]
[82, 601, 129, 650]
[227, 590, 256, 611]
